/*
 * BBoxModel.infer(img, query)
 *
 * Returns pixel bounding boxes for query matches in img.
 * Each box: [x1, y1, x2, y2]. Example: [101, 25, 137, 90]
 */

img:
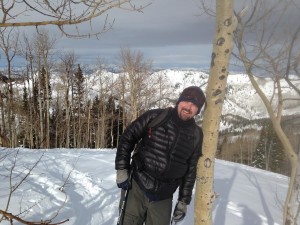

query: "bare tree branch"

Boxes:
[0, 210, 69, 225]
[234, 0, 300, 223]
[0, 0, 150, 38]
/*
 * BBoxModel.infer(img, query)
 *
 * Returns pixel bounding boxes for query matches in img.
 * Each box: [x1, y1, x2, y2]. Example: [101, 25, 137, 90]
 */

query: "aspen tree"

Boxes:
[194, 1, 237, 224]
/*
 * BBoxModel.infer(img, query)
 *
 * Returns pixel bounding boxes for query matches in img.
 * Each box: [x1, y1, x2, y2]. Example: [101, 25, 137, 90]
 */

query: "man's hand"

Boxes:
[172, 201, 187, 222]
[116, 169, 129, 190]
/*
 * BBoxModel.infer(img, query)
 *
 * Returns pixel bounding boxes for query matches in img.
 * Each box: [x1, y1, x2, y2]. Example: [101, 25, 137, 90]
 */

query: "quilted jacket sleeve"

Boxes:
[178, 127, 203, 204]
[115, 109, 160, 170]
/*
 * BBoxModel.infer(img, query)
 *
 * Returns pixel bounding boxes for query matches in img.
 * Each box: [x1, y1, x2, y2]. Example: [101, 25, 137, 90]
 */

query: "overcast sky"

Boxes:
[4, 0, 298, 71]
[56, 0, 215, 69]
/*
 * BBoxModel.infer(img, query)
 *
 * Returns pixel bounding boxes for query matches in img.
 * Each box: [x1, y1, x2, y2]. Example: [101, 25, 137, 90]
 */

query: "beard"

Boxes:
[178, 107, 193, 121]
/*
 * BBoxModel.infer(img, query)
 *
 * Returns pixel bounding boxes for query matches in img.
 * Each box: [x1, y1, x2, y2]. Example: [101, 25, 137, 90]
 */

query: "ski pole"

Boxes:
[170, 208, 176, 225]
[170, 217, 175, 225]
[117, 170, 133, 225]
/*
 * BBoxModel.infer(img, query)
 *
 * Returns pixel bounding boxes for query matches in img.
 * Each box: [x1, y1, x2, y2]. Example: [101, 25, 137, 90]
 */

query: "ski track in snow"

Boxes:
[43, 150, 120, 225]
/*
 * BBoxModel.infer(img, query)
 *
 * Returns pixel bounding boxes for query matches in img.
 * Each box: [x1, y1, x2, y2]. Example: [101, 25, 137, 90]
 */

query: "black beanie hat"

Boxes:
[176, 86, 206, 114]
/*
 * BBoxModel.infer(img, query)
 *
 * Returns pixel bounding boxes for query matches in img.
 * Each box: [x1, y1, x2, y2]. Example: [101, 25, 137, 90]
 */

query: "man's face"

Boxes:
[177, 101, 198, 121]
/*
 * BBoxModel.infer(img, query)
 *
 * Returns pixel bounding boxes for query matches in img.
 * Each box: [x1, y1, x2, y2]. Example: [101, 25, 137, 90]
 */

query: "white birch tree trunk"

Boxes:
[194, 0, 237, 224]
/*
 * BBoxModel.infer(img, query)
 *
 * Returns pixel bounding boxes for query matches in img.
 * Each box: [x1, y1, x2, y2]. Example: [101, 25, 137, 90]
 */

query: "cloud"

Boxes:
[56, 0, 214, 69]
[3, 0, 299, 70]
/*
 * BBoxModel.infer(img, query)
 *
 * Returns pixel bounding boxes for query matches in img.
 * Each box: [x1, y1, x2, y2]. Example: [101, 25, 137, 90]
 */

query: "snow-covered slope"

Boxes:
[0, 148, 294, 225]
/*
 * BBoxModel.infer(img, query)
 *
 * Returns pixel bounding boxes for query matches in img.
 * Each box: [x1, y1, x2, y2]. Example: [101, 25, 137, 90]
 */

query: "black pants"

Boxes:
[119, 180, 173, 225]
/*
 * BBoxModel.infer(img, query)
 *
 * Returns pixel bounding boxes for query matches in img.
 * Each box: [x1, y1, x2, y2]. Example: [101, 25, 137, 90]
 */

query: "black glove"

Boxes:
[116, 169, 130, 190]
[117, 179, 130, 190]
[172, 201, 187, 222]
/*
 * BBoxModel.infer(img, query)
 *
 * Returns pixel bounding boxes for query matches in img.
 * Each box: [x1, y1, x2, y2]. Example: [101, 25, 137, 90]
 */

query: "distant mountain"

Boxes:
[9, 65, 300, 134]
[6, 66, 299, 130]
[155, 69, 300, 119]
[78, 67, 300, 121]
[74, 68, 300, 134]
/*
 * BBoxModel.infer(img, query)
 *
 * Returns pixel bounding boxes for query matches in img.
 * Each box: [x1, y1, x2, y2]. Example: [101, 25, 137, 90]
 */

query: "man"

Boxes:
[115, 86, 205, 225]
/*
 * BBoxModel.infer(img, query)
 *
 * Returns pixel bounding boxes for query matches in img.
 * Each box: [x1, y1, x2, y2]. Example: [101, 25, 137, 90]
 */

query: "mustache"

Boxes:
[181, 107, 192, 114]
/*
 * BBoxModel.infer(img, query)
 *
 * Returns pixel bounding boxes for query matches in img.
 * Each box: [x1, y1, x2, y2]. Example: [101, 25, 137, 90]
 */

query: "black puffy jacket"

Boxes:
[115, 108, 203, 204]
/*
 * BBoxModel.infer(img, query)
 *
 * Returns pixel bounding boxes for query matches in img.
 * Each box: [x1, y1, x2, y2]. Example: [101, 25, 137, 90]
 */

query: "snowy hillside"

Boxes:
[81, 68, 300, 120]
[20, 67, 300, 123]
[154, 70, 300, 119]
[0, 148, 295, 225]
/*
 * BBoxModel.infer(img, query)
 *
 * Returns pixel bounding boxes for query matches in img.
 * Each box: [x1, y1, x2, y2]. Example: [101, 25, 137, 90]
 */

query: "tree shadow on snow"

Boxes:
[214, 165, 276, 225]
[214, 166, 237, 224]
[239, 204, 262, 225]
[240, 169, 274, 225]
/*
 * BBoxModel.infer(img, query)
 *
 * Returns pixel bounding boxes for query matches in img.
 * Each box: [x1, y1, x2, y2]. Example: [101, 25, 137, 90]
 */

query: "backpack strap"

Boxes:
[147, 107, 173, 139]
[148, 107, 173, 129]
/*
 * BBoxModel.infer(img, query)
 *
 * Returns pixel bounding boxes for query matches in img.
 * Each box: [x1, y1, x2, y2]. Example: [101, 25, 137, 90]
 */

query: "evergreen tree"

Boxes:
[105, 96, 115, 148]
[72, 64, 85, 147]
[105, 96, 124, 148]
[91, 95, 101, 117]
[73, 64, 84, 104]
[90, 95, 101, 148]
[252, 120, 286, 174]
[22, 86, 29, 112]
[73, 64, 85, 118]
[50, 99, 60, 148]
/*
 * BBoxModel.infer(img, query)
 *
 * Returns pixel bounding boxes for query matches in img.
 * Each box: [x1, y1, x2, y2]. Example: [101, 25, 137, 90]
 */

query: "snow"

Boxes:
[1, 147, 296, 225]
[13, 68, 300, 126]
